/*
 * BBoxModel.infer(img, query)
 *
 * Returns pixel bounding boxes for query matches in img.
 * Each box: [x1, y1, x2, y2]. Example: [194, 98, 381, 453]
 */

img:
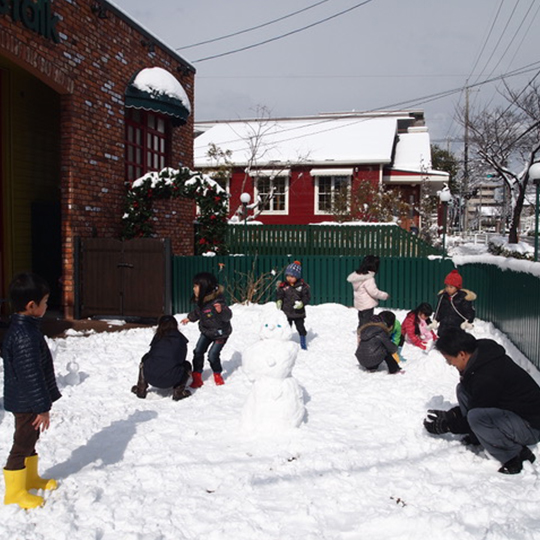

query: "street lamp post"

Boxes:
[528, 163, 540, 262]
[240, 192, 251, 255]
[439, 188, 452, 258]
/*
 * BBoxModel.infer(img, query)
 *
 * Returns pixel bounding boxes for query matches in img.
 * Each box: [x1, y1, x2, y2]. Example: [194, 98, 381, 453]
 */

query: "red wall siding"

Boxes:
[228, 165, 384, 225]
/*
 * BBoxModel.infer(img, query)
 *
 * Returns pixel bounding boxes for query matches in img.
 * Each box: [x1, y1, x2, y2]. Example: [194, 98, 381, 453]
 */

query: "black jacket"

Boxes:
[143, 329, 189, 389]
[276, 279, 311, 320]
[459, 339, 540, 430]
[355, 320, 398, 369]
[434, 289, 476, 334]
[2, 314, 61, 413]
[187, 286, 233, 340]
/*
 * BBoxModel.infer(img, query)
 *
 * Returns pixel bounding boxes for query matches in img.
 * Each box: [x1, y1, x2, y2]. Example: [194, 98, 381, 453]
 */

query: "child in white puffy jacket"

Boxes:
[347, 255, 389, 329]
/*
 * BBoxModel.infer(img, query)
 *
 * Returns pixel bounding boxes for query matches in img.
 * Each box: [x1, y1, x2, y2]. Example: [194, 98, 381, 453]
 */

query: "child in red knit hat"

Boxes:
[431, 269, 476, 336]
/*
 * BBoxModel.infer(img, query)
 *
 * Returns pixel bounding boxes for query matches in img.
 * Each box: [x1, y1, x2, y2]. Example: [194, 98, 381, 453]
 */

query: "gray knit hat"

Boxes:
[285, 260, 302, 279]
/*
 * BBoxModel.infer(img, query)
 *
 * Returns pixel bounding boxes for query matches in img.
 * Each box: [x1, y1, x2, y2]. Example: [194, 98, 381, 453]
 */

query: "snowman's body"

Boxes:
[241, 310, 305, 432]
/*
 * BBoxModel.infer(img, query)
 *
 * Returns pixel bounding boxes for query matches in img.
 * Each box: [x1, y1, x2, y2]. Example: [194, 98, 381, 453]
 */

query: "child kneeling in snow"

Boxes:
[132, 315, 192, 401]
[401, 303, 437, 351]
[355, 311, 401, 374]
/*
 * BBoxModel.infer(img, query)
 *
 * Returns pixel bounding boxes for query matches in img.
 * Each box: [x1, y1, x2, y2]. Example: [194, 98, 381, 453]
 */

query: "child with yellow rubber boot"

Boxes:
[2, 273, 61, 509]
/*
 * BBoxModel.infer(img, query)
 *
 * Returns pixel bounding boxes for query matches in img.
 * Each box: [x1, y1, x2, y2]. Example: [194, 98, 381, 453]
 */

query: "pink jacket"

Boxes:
[347, 271, 389, 311]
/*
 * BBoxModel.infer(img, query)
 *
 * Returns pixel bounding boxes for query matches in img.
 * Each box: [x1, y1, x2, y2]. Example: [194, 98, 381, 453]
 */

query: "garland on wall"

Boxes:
[122, 167, 229, 254]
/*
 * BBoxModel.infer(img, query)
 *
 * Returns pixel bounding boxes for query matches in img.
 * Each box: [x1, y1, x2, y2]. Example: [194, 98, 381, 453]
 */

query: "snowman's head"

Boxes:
[259, 309, 292, 341]
[67, 361, 79, 373]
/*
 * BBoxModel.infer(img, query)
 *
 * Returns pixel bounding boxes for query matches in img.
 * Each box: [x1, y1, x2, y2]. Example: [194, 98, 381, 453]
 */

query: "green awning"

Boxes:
[125, 68, 191, 126]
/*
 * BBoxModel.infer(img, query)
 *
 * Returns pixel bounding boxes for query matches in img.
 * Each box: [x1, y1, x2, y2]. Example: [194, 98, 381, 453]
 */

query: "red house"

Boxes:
[194, 111, 448, 230]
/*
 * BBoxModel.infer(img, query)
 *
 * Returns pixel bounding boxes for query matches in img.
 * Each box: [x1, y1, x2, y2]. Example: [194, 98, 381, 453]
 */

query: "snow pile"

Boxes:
[1, 303, 539, 539]
[132, 67, 191, 113]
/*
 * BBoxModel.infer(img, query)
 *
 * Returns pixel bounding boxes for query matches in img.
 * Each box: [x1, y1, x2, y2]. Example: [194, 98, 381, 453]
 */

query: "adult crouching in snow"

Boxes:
[424, 328, 540, 474]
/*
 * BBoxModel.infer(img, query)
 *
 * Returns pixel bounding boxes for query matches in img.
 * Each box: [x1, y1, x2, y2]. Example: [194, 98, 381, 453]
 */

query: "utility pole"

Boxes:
[462, 86, 470, 233]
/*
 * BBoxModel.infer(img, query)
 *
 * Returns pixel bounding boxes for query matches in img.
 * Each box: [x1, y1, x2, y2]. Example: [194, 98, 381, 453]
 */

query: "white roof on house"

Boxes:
[194, 113, 432, 170]
[392, 127, 431, 171]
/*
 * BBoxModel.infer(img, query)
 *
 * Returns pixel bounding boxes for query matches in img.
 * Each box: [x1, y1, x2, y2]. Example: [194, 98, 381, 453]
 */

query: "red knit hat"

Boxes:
[444, 269, 462, 289]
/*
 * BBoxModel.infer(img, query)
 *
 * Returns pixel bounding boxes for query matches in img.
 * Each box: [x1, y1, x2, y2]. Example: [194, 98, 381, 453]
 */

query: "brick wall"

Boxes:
[1, 0, 196, 316]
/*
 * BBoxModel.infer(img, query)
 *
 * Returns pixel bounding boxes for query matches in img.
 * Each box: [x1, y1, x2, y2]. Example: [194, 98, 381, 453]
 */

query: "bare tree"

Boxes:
[332, 178, 411, 225]
[204, 105, 310, 222]
[459, 82, 540, 243]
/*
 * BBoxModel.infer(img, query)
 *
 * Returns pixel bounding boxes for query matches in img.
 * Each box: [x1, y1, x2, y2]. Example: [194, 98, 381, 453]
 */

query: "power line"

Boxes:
[192, 0, 377, 63]
[472, 0, 522, 85]
[443, 1, 504, 145]
[195, 60, 540, 154]
[197, 73, 469, 80]
[479, 0, 534, 85]
[466, 0, 505, 85]
[176, 0, 332, 51]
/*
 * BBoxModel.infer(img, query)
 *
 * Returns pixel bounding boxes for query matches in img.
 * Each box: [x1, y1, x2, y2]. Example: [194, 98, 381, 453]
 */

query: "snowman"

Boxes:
[241, 308, 305, 433]
[64, 361, 81, 386]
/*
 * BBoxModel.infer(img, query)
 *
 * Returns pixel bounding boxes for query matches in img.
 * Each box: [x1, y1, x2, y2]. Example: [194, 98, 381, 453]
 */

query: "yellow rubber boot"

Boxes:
[24, 455, 57, 491]
[3, 468, 43, 509]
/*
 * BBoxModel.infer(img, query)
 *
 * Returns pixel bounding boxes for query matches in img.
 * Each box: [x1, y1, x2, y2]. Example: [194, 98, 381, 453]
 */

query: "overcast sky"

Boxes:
[112, 0, 540, 151]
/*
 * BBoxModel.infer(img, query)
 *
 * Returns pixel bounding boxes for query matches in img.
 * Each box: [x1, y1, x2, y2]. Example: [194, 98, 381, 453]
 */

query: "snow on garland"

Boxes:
[122, 166, 229, 254]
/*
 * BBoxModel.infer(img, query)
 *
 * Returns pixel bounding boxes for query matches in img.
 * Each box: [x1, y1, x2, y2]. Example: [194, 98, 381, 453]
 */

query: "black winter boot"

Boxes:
[498, 446, 536, 474]
[131, 362, 148, 399]
[384, 354, 401, 374]
[172, 366, 192, 401]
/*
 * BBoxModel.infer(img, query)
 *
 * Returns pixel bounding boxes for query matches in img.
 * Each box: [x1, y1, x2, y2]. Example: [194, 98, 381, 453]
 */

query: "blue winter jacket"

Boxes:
[1, 314, 61, 413]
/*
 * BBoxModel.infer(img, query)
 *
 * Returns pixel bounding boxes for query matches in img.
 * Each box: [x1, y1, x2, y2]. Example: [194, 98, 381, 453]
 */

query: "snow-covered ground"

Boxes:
[2, 303, 540, 540]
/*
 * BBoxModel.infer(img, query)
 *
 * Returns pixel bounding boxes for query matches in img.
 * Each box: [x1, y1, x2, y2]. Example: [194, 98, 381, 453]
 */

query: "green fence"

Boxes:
[172, 255, 540, 369]
[172, 255, 455, 312]
[226, 224, 441, 257]
[458, 263, 540, 369]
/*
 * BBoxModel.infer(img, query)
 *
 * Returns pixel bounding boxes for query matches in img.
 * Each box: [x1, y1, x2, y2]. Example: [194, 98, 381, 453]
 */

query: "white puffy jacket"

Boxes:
[347, 271, 389, 311]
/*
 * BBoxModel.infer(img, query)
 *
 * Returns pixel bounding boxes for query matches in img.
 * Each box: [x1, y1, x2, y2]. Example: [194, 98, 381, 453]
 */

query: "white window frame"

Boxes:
[254, 175, 289, 215]
[314, 175, 351, 214]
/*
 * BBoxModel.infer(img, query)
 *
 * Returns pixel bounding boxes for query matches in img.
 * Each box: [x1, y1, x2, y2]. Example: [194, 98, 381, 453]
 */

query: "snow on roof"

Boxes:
[392, 129, 431, 171]
[194, 114, 406, 168]
[133, 67, 191, 113]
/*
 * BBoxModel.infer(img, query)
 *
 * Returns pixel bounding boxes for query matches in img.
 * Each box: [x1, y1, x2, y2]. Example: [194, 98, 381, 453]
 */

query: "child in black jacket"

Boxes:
[276, 260, 311, 350]
[2, 273, 61, 509]
[356, 311, 401, 374]
[181, 272, 232, 387]
[433, 269, 476, 336]
[131, 315, 192, 401]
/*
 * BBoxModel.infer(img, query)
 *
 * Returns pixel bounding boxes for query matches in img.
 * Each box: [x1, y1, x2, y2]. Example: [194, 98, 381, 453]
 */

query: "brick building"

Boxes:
[1, 0, 195, 317]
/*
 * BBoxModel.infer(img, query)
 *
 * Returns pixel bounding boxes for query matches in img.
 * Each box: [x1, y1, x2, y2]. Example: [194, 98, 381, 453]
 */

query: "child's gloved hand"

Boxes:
[419, 342, 427, 351]
[461, 321, 474, 330]
[293, 301, 304, 310]
[428, 320, 439, 331]
[276, 300, 283, 310]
